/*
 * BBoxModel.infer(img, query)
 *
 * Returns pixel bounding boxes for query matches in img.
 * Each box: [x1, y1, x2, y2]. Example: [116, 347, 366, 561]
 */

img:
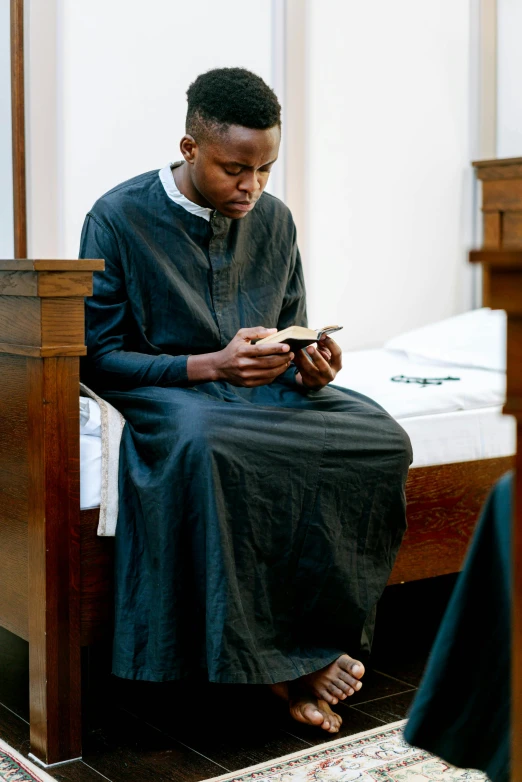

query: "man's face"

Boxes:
[181, 124, 281, 219]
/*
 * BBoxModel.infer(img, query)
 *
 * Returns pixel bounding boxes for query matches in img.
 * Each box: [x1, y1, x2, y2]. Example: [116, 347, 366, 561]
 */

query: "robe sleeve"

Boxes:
[80, 213, 189, 391]
[277, 227, 307, 331]
[275, 228, 309, 388]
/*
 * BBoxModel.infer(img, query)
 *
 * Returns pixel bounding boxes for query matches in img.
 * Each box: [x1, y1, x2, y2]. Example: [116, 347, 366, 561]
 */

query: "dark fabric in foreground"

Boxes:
[80, 168, 411, 683]
[405, 471, 512, 782]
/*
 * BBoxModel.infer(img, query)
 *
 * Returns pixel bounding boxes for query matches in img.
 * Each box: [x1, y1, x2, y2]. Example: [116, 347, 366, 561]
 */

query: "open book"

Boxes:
[256, 325, 343, 350]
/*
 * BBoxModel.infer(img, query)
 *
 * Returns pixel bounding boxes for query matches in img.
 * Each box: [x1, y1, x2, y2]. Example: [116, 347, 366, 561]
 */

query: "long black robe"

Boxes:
[405, 472, 511, 781]
[80, 166, 412, 683]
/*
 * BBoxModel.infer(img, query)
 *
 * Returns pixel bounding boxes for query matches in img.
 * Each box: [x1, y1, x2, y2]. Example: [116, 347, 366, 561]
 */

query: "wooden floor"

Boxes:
[0, 574, 458, 782]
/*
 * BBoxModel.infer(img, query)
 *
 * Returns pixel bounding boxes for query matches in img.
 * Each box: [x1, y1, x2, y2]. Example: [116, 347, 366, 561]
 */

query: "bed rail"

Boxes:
[0, 258, 103, 765]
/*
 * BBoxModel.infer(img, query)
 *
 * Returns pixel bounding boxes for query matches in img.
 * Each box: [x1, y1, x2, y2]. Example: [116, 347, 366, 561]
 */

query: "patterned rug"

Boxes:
[0, 737, 56, 781]
[205, 720, 487, 782]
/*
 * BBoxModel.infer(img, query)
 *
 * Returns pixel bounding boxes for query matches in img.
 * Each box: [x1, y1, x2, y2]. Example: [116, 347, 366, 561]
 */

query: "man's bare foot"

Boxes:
[270, 683, 342, 733]
[302, 655, 365, 705]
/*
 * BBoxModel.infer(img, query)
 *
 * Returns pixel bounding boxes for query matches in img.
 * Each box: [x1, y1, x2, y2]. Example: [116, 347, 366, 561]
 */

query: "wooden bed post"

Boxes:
[27, 354, 82, 766]
[473, 157, 522, 307]
[0, 259, 103, 767]
[470, 249, 522, 782]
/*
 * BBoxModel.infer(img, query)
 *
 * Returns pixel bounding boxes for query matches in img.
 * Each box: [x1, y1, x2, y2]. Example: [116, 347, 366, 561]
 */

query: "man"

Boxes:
[80, 67, 411, 733]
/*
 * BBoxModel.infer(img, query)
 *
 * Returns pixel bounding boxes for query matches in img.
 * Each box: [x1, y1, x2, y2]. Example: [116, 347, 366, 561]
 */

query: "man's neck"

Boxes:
[172, 163, 213, 210]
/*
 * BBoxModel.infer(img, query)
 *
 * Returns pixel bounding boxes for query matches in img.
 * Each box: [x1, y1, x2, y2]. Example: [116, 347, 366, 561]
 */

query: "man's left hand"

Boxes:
[294, 335, 342, 389]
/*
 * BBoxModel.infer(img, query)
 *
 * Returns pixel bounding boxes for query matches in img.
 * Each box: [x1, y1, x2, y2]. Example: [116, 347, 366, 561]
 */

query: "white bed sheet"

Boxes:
[80, 430, 102, 510]
[333, 348, 505, 419]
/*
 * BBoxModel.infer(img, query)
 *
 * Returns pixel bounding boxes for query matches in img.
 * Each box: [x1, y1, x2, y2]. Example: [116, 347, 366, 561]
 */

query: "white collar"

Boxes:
[158, 163, 213, 222]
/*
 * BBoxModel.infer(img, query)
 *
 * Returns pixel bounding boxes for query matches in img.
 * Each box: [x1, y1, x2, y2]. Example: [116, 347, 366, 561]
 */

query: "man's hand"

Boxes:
[294, 335, 342, 390]
[187, 328, 294, 387]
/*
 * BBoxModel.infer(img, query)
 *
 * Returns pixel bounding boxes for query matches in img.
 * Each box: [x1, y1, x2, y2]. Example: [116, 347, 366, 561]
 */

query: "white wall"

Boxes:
[25, 0, 60, 259]
[27, 0, 277, 258]
[59, 0, 276, 257]
[0, 1, 14, 257]
[26, 0, 478, 350]
[497, 0, 522, 158]
[300, 0, 474, 350]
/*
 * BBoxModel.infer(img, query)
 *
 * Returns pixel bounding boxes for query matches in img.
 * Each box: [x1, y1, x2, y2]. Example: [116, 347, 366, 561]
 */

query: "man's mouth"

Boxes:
[229, 201, 256, 212]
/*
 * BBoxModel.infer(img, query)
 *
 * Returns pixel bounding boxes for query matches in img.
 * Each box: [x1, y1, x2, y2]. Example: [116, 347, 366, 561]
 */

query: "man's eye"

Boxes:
[225, 168, 242, 176]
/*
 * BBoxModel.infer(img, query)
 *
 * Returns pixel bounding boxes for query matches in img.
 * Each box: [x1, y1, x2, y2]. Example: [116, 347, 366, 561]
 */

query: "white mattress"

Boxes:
[400, 406, 514, 468]
[79, 309, 515, 510]
[81, 428, 103, 510]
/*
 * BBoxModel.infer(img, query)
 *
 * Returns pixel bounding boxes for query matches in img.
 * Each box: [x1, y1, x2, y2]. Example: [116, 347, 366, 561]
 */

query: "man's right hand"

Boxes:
[187, 328, 294, 386]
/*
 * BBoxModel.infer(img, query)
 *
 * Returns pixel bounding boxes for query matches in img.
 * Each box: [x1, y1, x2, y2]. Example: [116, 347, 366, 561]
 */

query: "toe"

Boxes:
[333, 679, 351, 698]
[338, 671, 363, 691]
[317, 701, 342, 733]
[338, 655, 365, 679]
[337, 654, 364, 679]
[349, 660, 365, 679]
[292, 702, 325, 726]
[327, 713, 341, 733]
[327, 683, 345, 700]
[318, 686, 338, 705]
[303, 704, 326, 726]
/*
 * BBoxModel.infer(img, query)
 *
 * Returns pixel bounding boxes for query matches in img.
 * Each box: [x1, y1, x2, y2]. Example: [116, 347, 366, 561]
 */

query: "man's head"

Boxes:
[179, 68, 281, 219]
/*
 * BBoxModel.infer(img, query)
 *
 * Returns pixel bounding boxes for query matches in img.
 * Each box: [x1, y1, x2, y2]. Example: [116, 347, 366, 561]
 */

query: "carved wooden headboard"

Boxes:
[473, 156, 522, 305]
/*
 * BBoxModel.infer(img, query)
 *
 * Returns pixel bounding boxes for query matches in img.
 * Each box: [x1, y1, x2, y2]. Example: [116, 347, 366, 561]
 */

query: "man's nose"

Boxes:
[238, 171, 261, 195]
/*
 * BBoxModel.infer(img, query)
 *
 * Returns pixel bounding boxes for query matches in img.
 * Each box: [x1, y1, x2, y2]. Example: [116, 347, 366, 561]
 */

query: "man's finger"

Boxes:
[244, 364, 292, 383]
[320, 336, 342, 369]
[304, 345, 331, 373]
[237, 327, 277, 341]
[317, 347, 332, 362]
[244, 342, 291, 357]
[294, 350, 319, 373]
[242, 353, 294, 369]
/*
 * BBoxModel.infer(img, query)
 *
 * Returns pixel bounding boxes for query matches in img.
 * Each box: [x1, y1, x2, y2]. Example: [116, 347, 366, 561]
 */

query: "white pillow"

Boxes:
[79, 397, 102, 437]
[383, 308, 506, 373]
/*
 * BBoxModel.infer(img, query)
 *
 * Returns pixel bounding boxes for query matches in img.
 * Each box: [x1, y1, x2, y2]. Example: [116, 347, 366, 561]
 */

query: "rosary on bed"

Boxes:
[391, 375, 461, 387]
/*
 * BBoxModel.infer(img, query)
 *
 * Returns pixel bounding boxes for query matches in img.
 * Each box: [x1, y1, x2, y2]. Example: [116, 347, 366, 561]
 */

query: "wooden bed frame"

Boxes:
[0, 5, 518, 767]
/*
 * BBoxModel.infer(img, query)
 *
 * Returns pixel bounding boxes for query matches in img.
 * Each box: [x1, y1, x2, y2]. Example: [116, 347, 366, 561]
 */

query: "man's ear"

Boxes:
[179, 135, 198, 165]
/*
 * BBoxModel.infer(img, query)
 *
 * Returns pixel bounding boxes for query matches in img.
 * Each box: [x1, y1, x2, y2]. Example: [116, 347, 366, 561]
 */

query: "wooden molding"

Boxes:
[475, 163, 522, 181]
[10, 0, 27, 259]
[0, 297, 86, 353]
[0, 260, 105, 272]
[0, 343, 87, 358]
[0, 272, 93, 298]
[470, 249, 522, 267]
[0, 262, 103, 358]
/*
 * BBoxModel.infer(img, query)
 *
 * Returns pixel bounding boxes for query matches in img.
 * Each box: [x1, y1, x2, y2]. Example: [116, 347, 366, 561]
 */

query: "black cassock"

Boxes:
[80, 166, 412, 683]
[405, 473, 511, 782]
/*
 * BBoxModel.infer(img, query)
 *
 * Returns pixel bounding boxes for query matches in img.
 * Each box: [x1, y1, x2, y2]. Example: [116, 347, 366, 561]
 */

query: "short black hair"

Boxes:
[186, 67, 281, 142]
